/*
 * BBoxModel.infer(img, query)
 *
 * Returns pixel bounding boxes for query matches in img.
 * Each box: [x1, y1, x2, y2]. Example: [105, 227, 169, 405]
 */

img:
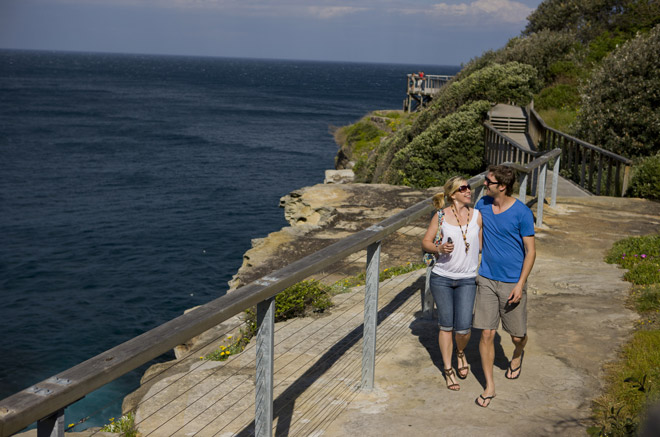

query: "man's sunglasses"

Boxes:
[457, 185, 471, 193]
[484, 176, 499, 186]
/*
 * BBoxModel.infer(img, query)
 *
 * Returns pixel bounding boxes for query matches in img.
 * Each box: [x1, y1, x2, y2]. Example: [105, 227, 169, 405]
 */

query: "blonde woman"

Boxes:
[422, 176, 482, 391]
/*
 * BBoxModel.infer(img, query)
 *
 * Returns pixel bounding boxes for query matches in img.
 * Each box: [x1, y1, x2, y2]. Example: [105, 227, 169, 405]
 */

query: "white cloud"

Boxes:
[429, 0, 532, 23]
[48, 0, 532, 23]
[305, 6, 367, 19]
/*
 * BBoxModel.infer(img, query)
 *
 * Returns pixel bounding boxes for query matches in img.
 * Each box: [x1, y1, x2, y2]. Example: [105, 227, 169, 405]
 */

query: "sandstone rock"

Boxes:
[324, 169, 355, 184]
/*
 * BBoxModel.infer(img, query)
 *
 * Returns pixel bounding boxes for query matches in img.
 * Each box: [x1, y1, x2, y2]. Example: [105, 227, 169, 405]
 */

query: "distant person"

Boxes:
[422, 176, 482, 391]
[473, 165, 536, 407]
[418, 71, 425, 90]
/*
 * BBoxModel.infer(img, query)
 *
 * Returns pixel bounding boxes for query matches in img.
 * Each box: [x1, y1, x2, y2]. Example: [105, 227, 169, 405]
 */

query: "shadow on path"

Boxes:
[236, 276, 425, 436]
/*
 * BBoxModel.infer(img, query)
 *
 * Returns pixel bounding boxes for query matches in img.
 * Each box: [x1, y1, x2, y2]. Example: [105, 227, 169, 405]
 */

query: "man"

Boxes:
[473, 165, 536, 408]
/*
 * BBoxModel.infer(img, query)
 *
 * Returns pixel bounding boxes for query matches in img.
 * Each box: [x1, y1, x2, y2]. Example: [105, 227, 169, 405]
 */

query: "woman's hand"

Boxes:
[437, 241, 454, 254]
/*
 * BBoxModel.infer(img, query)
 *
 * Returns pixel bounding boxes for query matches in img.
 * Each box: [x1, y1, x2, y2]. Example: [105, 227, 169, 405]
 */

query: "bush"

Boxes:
[499, 30, 580, 85]
[634, 284, 660, 313]
[100, 413, 137, 437]
[627, 153, 660, 200]
[273, 280, 333, 321]
[384, 100, 491, 188]
[625, 262, 660, 285]
[605, 233, 660, 269]
[575, 25, 660, 158]
[357, 62, 538, 185]
[534, 83, 581, 110]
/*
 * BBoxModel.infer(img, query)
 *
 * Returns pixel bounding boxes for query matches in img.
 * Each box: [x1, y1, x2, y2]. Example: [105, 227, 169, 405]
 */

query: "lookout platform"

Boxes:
[404, 73, 453, 112]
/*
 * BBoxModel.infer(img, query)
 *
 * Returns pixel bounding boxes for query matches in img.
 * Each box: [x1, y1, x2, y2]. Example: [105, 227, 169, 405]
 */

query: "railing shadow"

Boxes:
[236, 275, 424, 436]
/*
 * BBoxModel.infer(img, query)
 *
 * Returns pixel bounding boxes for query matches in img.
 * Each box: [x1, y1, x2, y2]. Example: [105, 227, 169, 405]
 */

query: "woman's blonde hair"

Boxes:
[432, 176, 467, 209]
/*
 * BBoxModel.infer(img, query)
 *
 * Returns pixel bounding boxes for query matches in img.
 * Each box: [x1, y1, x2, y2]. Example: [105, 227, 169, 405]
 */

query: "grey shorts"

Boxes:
[473, 275, 527, 338]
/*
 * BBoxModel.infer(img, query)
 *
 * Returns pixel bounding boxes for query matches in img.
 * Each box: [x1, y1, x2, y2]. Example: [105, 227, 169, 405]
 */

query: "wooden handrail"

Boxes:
[528, 108, 632, 196]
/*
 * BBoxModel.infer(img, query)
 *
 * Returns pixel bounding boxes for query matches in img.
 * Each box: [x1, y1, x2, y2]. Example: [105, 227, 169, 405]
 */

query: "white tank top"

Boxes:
[432, 209, 480, 279]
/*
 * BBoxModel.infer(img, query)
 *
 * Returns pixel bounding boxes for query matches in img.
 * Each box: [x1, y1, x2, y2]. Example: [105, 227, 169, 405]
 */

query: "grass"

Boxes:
[589, 234, 660, 436]
[536, 107, 577, 134]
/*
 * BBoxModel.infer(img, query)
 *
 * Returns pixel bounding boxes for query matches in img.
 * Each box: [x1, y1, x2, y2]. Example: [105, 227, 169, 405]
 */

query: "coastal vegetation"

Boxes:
[334, 0, 660, 198]
[592, 234, 660, 435]
[100, 412, 137, 437]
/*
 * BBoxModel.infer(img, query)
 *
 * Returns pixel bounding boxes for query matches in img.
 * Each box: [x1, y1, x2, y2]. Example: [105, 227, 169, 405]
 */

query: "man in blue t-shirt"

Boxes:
[473, 165, 536, 408]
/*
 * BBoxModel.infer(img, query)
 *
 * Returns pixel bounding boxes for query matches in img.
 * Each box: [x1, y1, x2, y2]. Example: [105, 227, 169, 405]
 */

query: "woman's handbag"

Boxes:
[422, 210, 444, 267]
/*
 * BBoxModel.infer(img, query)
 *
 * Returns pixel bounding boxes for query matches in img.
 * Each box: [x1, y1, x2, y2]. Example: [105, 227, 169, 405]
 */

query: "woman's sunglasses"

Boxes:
[457, 185, 471, 193]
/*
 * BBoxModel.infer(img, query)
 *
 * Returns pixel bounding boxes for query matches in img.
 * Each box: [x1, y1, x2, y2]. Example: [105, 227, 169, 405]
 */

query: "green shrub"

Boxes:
[586, 30, 630, 64]
[384, 100, 491, 188]
[358, 62, 537, 185]
[625, 262, 660, 285]
[100, 413, 137, 437]
[499, 30, 580, 85]
[536, 108, 578, 133]
[344, 121, 383, 155]
[627, 153, 660, 200]
[590, 330, 660, 436]
[534, 84, 581, 110]
[575, 25, 660, 158]
[605, 234, 660, 269]
[634, 284, 660, 313]
[273, 280, 333, 321]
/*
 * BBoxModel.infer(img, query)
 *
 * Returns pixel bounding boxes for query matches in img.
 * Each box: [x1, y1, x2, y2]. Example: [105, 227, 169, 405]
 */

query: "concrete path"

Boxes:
[123, 196, 660, 436]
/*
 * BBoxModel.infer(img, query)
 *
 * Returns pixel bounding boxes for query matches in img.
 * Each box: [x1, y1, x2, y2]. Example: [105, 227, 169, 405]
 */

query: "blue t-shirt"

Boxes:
[476, 196, 535, 282]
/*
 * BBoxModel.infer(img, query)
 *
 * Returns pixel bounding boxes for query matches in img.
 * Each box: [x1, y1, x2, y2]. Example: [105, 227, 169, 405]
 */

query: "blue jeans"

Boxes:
[429, 274, 477, 334]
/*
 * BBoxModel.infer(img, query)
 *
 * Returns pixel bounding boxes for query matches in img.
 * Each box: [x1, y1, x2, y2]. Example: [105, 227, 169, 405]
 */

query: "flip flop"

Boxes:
[475, 394, 495, 408]
[505, 350, 524, 379]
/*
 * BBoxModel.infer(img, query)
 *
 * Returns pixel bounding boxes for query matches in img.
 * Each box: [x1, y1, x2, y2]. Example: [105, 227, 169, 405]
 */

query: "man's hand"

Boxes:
[507, 284, 524, 304]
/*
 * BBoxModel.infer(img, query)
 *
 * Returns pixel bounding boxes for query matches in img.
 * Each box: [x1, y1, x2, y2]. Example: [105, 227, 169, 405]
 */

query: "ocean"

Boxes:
[0, 49, 459, 428]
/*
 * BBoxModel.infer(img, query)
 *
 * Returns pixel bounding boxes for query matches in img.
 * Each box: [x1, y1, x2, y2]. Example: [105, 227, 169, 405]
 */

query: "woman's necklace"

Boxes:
[450, 204, 470, 254]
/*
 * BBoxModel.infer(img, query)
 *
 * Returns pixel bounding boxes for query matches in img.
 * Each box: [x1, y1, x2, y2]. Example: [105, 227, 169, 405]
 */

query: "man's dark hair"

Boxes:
[488, 165, 516, 196]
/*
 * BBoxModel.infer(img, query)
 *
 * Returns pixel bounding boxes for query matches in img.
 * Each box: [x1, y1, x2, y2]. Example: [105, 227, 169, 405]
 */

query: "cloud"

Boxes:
[428, 0, 533, 23]
[305, 6, 367, 19]
[44, 0, 532, 23]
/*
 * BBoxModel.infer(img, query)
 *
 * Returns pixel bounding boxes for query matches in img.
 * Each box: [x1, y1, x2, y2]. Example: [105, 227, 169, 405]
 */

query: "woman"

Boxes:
[421, 176, 482, 391]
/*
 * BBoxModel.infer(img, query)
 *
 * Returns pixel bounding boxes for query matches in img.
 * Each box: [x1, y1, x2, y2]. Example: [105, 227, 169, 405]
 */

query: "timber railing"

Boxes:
[529, 108, 632, 196]
[0, 147, 561, 437]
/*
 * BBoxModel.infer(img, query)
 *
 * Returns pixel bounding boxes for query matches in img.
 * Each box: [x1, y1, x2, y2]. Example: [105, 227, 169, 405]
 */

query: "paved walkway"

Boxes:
[121, 196, 660, 436]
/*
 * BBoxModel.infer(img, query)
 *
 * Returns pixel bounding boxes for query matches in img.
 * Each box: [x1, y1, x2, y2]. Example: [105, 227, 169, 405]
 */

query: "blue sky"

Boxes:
[0, 0, 544, 66]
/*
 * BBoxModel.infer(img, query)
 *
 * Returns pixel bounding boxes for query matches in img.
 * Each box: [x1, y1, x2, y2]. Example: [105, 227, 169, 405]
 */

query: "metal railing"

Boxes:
[406, 74, 453, 96]
[529, 108, 632, 196]
[0, 146, 562, 437]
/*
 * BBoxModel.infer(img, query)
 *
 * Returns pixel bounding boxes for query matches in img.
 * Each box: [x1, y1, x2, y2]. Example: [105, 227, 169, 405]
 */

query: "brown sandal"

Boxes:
[456, 350, 469, 379]
[444, 368, 460, 391]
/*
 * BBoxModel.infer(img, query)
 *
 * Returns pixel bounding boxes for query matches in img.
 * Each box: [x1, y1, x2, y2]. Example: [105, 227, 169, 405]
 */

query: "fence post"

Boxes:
[37, 408, 65, 437]
[422, 267, 434, 319]
[551, 155, 560, 208]
[361, 241, 381, 391]
[536, 163, 547, 227]
[621, 164, 632, 196]
[518, 173, 528, 204]
[255, 297, 275, 437]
